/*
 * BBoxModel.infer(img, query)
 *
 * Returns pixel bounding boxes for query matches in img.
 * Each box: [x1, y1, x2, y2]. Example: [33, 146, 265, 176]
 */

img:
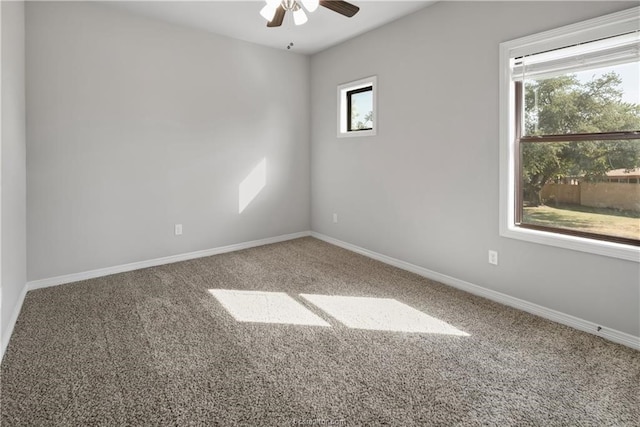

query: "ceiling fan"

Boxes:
[260, 0, 360, 27]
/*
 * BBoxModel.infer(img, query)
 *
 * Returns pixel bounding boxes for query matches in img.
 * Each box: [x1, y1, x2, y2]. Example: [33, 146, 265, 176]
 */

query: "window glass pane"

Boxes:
[521, 140, 640, 241]
[349, 89, 373, 130]
[524, 61, 640, 135]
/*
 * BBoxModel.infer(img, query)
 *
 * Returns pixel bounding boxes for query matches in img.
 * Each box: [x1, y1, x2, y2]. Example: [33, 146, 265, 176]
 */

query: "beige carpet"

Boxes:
[1, 237, 639, 425]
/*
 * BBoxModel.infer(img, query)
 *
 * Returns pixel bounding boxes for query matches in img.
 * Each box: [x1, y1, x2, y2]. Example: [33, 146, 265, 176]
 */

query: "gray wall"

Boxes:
[21, 1, 640, 338]
[310, 1, 640, 336]
[26, 2, 310, 281]
[1, 1, 27, 350]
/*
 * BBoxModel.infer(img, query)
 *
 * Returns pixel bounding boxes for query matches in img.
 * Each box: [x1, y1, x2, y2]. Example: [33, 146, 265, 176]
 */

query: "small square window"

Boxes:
[338, 76, 377, 138]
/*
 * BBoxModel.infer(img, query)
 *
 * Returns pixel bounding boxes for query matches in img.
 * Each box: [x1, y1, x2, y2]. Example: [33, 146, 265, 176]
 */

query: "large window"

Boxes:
[500, 7, 640, 261]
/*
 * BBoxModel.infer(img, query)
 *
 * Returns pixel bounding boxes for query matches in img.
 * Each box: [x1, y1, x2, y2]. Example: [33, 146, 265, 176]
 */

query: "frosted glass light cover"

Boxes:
[293, 8, 308, 25]
[301, 0, 319, 12]
[260, 4, 277, 22]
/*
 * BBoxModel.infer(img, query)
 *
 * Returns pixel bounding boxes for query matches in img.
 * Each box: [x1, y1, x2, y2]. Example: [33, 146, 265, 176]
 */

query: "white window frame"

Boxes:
[337, 76, 377, 138]
[498, 7, 640, 262]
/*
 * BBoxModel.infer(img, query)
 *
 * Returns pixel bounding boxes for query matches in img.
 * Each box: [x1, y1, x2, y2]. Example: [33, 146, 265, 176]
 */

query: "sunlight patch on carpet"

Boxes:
[300, 294, 469, 335]
[209, 289, 330, 326]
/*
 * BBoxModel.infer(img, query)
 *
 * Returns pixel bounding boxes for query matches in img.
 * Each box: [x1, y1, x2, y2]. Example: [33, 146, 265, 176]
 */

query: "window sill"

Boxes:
[500, 224, 640, 262]
[337, 129, 377, 139]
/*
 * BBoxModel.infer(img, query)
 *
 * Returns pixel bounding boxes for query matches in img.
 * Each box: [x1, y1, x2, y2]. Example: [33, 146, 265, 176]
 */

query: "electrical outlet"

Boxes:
[333, 213, 338, 224]
[488, 250, 498, 266]
[175, 224, 183, 236]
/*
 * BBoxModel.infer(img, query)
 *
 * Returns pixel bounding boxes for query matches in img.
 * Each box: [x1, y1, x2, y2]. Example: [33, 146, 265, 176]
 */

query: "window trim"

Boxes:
[337, 76, 377, 138]
[499, 6, 640, 262]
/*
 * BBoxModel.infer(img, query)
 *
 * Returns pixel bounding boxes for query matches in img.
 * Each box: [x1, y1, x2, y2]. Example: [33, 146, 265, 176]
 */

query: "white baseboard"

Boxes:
[12, 230, 639, 353]
[0, 231, 310, 362]
[311, 232, 640, 350]
[27, 231, 311, 291]
[1, 285, 28, 363]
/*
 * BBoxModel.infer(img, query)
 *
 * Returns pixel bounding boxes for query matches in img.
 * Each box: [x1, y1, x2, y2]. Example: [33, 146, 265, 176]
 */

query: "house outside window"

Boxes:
[499, 7, 640, 261]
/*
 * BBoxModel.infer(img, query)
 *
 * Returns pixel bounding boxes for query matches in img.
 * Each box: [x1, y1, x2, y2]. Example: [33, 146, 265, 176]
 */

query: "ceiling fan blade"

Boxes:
[320, 0, 360, 18]
[267, 6, 286, 27]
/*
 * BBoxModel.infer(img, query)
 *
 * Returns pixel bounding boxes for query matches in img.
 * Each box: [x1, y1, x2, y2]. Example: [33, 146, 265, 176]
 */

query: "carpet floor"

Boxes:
[1, 237, 639, 426]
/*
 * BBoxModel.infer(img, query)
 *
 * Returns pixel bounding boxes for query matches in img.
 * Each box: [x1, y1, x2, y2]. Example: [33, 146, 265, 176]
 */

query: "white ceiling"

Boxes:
[106, 1, 436, 55]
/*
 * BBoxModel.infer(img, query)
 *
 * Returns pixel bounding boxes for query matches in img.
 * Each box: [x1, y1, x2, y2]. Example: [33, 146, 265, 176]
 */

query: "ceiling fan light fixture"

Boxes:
[300, 0, 319, 13]
[263, 0, 359, 28]
[293, 6, 308, 26]
[260, 3, 278, 22]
